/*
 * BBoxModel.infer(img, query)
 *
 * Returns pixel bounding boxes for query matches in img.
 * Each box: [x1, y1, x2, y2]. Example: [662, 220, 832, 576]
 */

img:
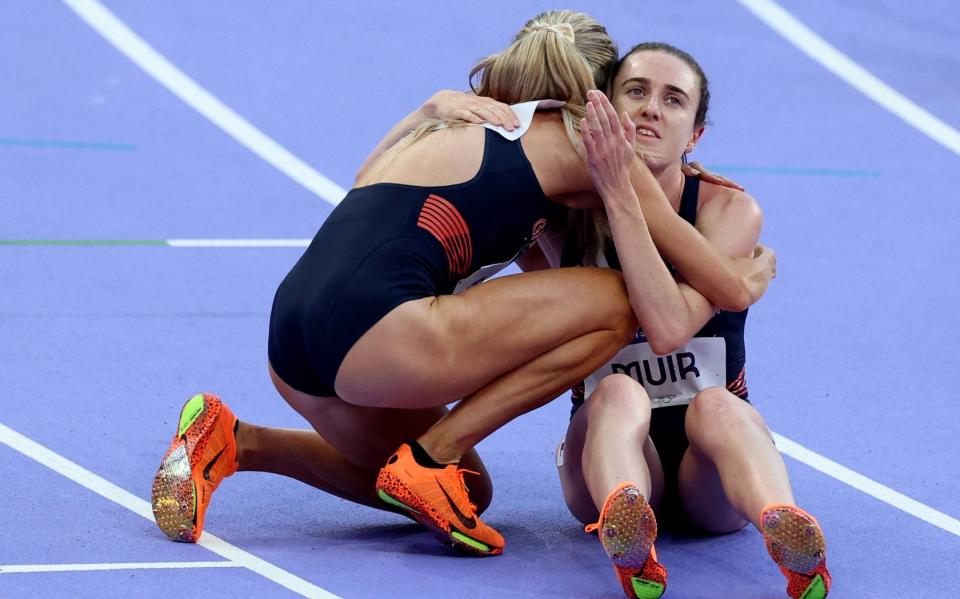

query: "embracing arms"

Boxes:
[639, 193, 762, 353]
[353, 89, 774, 319]
[355, 91, 520, 183]
[626, 161, 772, 313]
[580, 90, 772, 353]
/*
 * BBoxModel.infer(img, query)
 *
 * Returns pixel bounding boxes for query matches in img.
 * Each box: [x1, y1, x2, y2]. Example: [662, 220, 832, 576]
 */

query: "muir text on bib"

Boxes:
[584, 337, 727, 408]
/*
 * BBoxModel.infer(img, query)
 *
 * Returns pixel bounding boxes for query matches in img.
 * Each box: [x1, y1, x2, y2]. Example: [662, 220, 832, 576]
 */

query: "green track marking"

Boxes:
[0, 137, 136, 151]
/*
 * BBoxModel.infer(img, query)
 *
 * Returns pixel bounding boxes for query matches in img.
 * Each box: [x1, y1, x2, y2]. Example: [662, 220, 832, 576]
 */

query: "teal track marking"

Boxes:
[0, 137, 136, 151]
[708, 164, 881, 177]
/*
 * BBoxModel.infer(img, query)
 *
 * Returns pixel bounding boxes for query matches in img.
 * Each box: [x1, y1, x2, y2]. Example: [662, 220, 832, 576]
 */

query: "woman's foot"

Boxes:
[760, 504, 831, 598]
[151, 393, 238, 542]
[587, 483, 667, 598]
[376, 442, 504, 556]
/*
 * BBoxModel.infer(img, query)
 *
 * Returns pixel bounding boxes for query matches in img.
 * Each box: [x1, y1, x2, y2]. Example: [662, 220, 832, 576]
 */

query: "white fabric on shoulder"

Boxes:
[482, 99, 566, 140]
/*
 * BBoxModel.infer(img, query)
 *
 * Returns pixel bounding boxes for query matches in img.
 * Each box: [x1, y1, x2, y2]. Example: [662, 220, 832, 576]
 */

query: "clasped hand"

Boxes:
[581, 89, 637, 198]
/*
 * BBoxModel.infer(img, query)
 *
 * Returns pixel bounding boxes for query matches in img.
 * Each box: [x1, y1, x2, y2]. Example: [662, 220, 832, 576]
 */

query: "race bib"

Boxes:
[584, 337, 727, 408]
[452, 225, 544, 294]
[452, 256, 518, 295]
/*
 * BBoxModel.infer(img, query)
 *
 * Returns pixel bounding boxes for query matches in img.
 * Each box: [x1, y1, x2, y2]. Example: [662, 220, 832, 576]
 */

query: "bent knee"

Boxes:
[586, 374, 652, 422]
[686, 387, 768, 436]
[583, 269, 637, 341]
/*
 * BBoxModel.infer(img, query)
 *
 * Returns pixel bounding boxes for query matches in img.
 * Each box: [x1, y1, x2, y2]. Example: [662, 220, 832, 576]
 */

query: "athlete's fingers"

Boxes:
[715, 174, 744, 192]
[689, 160, 744, 191]
[480, 103, 514, 131]
[754, 244, 777, 278]
[581, 117, 597, 159]
[598, 92, 622, 138]
[455, 109, 484, 125]
[600, 91, 623, 141]
[473, 105, 505, 128]
[585, 101, 607, 155]
[474, 97, 519, 131]
[588, 90, 613, 138]
[621, 111, 637, 149]
[687, 160, 745, 191]
[497, 105, 521, 130]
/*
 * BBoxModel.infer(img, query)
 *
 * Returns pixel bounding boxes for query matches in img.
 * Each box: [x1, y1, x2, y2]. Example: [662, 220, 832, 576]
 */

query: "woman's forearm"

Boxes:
[602, 182, 704, 354]
[355, 91, 518, 184]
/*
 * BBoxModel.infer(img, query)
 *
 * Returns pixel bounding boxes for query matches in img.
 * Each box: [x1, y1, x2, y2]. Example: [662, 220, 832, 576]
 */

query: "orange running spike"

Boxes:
[151, 393, 238, 542]
[586, 483, 667, 599]
[376, 443, 504, 556]
[760, 504, 831, 598]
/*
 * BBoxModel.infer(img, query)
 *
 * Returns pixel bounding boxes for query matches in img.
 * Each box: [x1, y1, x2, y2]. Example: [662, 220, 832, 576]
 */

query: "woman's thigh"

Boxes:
[335, 267, 635, 408]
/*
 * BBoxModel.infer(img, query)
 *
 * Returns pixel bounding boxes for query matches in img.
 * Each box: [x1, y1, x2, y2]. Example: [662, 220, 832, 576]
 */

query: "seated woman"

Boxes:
[553, 44, 831, 598]
[151, 12, 775, 560]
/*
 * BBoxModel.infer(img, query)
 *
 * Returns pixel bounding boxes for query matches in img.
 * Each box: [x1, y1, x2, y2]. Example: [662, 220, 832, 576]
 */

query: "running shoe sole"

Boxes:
[151, 393, 223, 543]
[762, 505, 829, 599]
[599, 487, 665, 599]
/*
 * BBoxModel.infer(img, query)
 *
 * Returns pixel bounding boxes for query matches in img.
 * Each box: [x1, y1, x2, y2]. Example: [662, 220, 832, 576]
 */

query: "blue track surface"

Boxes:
[2, 1, 958, 597]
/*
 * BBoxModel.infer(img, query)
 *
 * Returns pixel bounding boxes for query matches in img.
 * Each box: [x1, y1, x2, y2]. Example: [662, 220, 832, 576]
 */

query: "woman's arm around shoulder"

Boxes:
[355, 90, 519, 183]
[697, 185, 763, 260]
[661, 186, 765, 348]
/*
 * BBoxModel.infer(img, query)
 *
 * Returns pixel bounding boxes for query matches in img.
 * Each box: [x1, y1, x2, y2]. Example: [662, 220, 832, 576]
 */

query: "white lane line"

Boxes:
[773, 433, 960, 538]
[0, 422, 340, 599]
[167, 239, 310, 248]
[60, 0, 347, 206]
[0, 561, 241, 574]
[737, 0, 960, 157]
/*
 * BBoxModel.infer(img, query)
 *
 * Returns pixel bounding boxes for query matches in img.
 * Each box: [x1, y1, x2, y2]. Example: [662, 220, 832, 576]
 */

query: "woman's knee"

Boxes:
[685, 387, 768, 440]
[592, 269, 639, 343]
[586, 374, 652, 424]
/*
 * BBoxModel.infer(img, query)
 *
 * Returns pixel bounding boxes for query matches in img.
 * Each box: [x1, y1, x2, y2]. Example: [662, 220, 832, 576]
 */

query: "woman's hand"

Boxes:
[682, 161, 745, 191]
[422, 90, 520, 131]
[753, 244, 777, 279]
[729, 244, 777, 308]
[581, 90, 638, 197]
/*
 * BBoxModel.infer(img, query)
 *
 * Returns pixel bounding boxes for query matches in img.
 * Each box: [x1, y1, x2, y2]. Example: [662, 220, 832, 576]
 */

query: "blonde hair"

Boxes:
[473, 11, 618, 265]
[370, 10, 617, 179]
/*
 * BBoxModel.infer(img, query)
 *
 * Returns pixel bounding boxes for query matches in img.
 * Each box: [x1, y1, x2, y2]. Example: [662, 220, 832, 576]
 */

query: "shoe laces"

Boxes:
[584, 504, 606, 534]
[453, 467, 480, 513]
[583, 506, 606, 535]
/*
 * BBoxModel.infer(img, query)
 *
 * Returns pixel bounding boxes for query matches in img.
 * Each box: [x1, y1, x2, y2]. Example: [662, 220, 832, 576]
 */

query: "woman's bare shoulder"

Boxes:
[696, 181, 763, 253]
[522, 111, 595, 201]
[699, 181, 761, 218]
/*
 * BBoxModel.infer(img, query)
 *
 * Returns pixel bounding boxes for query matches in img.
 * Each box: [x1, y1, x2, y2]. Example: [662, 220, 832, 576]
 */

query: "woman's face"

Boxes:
[610, 50, 704, 170]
